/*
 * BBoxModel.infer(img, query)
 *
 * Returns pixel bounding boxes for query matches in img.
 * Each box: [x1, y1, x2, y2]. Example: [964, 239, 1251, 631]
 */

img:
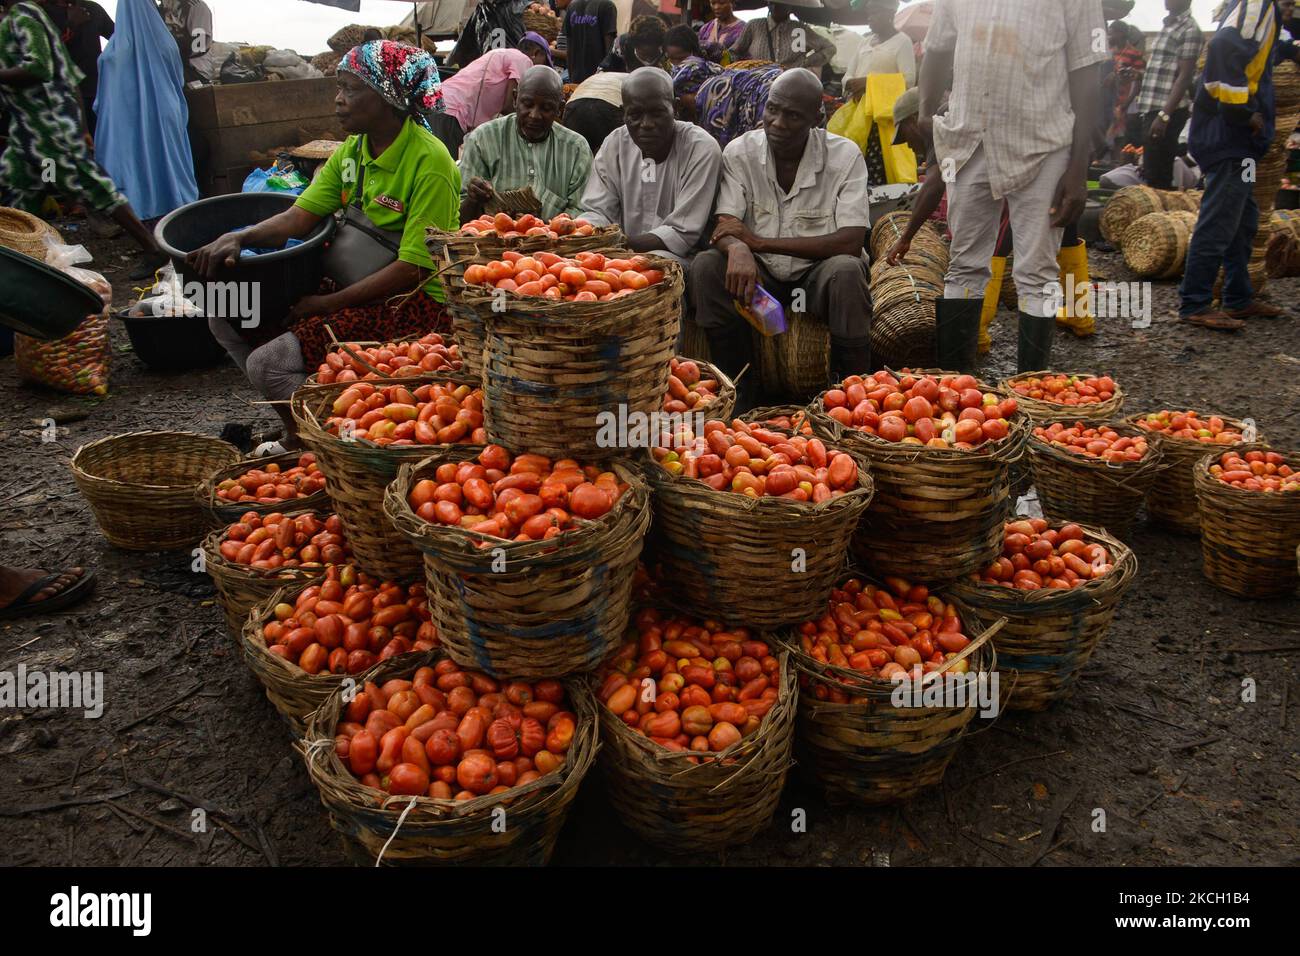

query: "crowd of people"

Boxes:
[2, 0, 1300, 612]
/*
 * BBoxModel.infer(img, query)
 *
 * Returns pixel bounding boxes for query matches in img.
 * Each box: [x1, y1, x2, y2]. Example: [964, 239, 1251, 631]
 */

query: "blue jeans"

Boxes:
[1179, 157, 1260, 316]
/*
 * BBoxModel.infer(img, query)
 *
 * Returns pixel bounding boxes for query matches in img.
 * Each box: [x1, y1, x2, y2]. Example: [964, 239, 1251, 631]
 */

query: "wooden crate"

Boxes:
[186, 78, 345, 195]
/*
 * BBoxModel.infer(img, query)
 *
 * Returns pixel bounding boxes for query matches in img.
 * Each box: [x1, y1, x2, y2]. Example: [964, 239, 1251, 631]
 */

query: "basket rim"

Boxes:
[427, 221, 623, 250]
[946, 522, 1138, 608]
[1001, 370, 1124, 404]
[1192, 441, 1300, 501]
[70, 431, 240, 490]
[1027, 419, 1164, 472]
[194, 449, 331, 515]
[200, 512, 346, 586]
[773, 569, 1001, 697]
[385, 452, 650, 563]
[301, 649, 598, 822]
[1121, 409, 1257, 449]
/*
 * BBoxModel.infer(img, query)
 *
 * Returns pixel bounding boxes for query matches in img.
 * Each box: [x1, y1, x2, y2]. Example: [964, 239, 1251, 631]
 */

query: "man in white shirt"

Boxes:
[691, 68, 872, 406]
[580, 69, 722, 265]
[920, 0, 1106, 373]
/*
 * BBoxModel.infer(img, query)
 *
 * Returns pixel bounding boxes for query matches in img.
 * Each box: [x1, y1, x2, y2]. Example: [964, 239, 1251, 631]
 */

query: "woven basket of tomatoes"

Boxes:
[1026, 420, 1164, 538]
[242, 567, 438, 736]
[591, 607, 796, 849]
[301, 651, 597, 865]
[809, 370, 1029, 584]
[1194, 444, 1300, 599]
[645, 416, 874, 629]
[949, 519, 1136, 712]
[665, 356, 735, 422]
[384, 445, 652, 678]
[196, 450, 330, 522]
[778, 574, 1000, 806]
[306, 332, 462, 385]
[201, 509, 350, 638]
[1125, 409, 1258, 535]
[428, 213, 623, 274]
[447, 249, 683, 458]
[71, 431, 240, 551]
[1001, 371, 1125, 424]
[291, 377, 486, 580]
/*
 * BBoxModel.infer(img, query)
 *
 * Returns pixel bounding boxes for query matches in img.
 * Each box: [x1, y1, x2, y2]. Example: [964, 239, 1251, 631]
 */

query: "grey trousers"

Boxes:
[689, 248, 872, 347]
[208, 316, 306, 402]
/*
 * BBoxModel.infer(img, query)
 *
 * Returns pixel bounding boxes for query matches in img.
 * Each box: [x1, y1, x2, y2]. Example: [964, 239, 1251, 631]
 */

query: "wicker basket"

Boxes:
[1099, 184, 1188, 242]
[670, 356, 736, 422]
[385, 453, 652, 678]
[428, 225, 625, 301]
[867, 212, 948, 370]
[305, 331, 464, 385]
[241, 584, 369, 736]
[291, 378, 484, 580]
[810, 375, 1030, 584]
[778, 597, 1000, 805]
[200, 517, 331, 639]
[301, 651, 597, 865]
[1266, 209, 1300, 278]
[643, 445, 874, 629]
[1194, 444, 1300, 599]
[949, 525, 1137, 711]
[1001, 370, 1125, 424]
[0, 206, 61, 260]
[522, 8, 560, 42]
[195, 450, 330, 522]
[1123, 410, 1258, 535]
[70, 431, 239, 551]
[753, 309, 830, 402]
[444, 251, 682, 458]
[1121, 210, 1198, 279]
[1027, 422, 1164, 539]
[593, 647, 797, 849]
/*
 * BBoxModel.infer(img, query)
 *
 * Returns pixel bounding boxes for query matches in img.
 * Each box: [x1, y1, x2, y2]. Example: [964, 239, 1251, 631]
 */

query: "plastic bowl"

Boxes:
[112, 308, 229, 372]
[0, 245, 104, 340]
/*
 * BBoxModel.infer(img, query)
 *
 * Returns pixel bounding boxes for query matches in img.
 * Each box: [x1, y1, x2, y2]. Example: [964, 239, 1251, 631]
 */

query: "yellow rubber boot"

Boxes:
[979, 256, 1006, 353]
[1056, 239, 1096, 337]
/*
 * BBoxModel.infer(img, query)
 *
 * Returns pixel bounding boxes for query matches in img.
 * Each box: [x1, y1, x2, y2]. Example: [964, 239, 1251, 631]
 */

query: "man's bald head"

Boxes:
[762, 68, 823, 160]
[623, 67, 673, 109]
[519, 64, 564, 102]
[768, 68, 824, 115]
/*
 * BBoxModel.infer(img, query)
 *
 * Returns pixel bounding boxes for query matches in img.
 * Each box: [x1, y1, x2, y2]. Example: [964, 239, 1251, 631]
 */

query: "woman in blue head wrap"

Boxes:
[188, 41, 461, 448]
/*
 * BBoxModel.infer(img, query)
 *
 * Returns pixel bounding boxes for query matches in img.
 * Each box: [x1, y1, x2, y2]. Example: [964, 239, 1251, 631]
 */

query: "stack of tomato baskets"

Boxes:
[168, 205, 1300, 863]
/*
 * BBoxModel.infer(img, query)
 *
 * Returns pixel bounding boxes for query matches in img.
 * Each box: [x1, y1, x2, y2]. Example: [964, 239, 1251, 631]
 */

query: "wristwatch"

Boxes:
[1157, 110, 1172, 122]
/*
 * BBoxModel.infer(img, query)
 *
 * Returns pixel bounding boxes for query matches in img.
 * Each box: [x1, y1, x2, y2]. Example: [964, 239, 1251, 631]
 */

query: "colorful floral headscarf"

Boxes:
[338, 40, 445, 133]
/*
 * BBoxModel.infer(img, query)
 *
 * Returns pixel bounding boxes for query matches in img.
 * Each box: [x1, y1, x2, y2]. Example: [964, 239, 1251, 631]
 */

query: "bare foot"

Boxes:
[0, 565, 87, 611]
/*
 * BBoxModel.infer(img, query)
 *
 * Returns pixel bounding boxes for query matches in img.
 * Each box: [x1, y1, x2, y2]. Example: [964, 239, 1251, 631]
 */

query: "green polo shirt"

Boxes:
[296, 117, 460, 299]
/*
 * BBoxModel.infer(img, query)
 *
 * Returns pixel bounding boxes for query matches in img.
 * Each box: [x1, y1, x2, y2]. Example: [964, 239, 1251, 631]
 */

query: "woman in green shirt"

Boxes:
[190, 40, 461, 446]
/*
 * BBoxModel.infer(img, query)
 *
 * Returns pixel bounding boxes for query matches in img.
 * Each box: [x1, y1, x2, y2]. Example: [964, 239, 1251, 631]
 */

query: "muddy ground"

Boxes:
[1, 222, 1297, 867]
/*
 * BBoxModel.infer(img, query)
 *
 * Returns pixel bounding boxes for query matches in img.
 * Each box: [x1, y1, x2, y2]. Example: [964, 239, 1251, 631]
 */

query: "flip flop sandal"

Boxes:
[0, 569, 97, 621]
[1181, 311, 1245, 331]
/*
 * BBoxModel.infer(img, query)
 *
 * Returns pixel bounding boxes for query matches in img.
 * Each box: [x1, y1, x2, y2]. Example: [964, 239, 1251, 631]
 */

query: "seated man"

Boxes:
[579, 68, 722, 265]
[690, 68, 872, 407]
[459, 65, 593, 221]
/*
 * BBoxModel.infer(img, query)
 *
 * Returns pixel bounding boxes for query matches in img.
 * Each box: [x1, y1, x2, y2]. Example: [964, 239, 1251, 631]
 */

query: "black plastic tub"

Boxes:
[113, 309, 229, 372]
[154, 193, 334, 331]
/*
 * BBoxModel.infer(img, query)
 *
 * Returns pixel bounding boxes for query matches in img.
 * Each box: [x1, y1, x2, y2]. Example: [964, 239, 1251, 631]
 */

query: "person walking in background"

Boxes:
[843, 0, 915, 185]
[93, 0, 197, 225]
[1135, 0, 1203, 189]
[732, 2, 836, 73]
[1105, 22, 1146, 157]
[50, 0, 112, 135]
[920, 0, 1106, 374]
[697, 0, 744, 64]
[562, 0, 617, 84]
[0, 0, 161, 270]
[1179, 0, 1285, 331]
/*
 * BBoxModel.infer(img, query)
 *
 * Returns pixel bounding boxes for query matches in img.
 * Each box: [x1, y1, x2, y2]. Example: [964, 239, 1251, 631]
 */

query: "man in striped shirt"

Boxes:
[1135, 1, 1204, 189]
[459, 65, 594, 221]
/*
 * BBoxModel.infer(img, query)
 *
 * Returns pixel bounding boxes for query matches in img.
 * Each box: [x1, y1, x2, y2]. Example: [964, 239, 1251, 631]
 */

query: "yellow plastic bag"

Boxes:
[827, 96, 871, 152]
[867, 73, 917, 185]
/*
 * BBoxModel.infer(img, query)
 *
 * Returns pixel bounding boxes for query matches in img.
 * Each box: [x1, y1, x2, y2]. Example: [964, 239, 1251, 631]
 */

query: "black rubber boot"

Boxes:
[1017, 311, 1054, 374]
[830, 340, 873, 384]
[935, 298, 982, 374]
[705, 324, 759, 414]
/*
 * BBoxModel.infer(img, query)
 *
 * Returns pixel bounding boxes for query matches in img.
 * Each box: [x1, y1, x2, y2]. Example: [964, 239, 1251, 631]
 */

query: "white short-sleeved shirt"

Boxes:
[925, 0, 1108, 198]
[714, 128, 870, 281]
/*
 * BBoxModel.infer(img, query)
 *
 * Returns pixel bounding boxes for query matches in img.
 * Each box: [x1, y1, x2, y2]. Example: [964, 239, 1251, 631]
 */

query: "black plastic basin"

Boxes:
[113, 309, 228, 372]
[0, 244, 105, 340]
[154, 193, 335, 331]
